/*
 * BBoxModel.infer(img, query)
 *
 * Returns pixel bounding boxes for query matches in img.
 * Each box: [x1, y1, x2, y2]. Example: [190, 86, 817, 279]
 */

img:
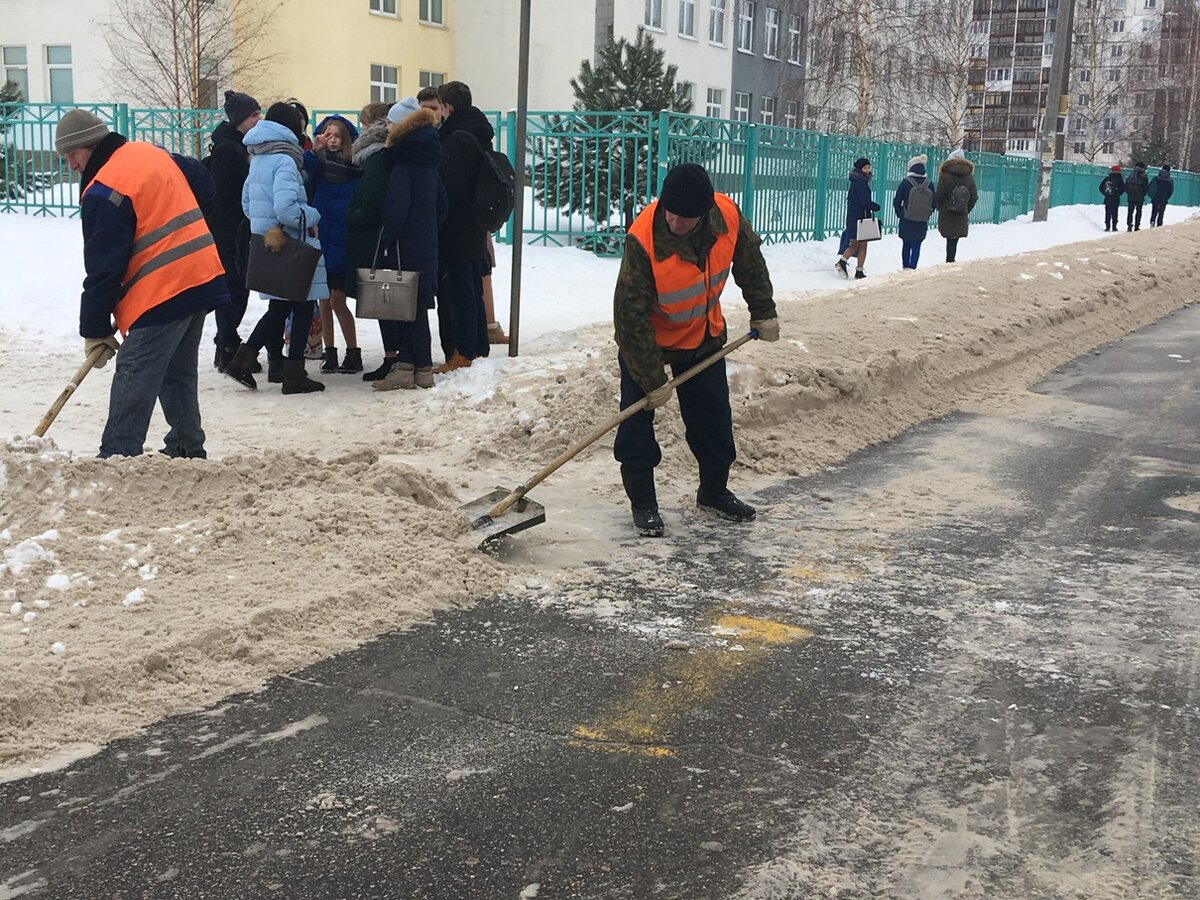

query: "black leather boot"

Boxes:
[320, 347, 339, 374]
[281, 358, 325, 394]
[223, 344, 258, 390]
[338, 347, 363, 374]
[621, 465, 663, 537]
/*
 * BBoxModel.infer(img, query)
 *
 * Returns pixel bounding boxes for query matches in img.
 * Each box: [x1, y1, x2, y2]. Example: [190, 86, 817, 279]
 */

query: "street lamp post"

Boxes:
[1034, 0, 1075, 221]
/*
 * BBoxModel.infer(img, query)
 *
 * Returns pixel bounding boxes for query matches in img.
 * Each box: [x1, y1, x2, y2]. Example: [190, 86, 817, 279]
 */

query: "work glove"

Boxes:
[750, 318, 780, 342]
[644, 383, 673, 410]
[84, 335, 120, 369]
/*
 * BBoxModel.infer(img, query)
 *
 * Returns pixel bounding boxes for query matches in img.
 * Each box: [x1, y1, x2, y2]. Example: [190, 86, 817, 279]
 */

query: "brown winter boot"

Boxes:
[281, 358, 325, 394]
[433, 351, 473, 374]
[487, 322, 509, 344]
[223, 344, 259, 390]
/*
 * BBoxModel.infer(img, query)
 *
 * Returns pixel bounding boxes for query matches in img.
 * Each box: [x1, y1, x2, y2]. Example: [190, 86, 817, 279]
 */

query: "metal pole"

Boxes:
[1033, 0, 1074, 222]
[507, 0, 532, 358]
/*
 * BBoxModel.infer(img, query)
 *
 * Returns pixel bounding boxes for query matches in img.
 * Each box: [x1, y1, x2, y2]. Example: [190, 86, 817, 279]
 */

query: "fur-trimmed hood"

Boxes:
[382, 108, 442, 168]
[940, 157, 975, 177]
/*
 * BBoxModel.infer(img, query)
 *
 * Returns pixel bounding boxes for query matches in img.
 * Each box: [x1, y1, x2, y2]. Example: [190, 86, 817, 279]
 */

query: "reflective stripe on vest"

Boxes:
[83, 142, 224, 334]
[625, 194, 740, 351]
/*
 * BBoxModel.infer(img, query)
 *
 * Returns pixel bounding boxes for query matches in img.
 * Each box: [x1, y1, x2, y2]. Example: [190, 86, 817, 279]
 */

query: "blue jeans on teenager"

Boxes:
[99, 312, 207, 459]
[901, 240, 922, 269]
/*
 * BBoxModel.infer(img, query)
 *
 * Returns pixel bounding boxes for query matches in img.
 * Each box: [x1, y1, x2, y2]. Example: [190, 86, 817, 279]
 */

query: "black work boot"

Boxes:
[697, 488, 757, 522]
[621, 465, 664, 537]
[320, 347, 339, 374]
[339, 347, 363, 374]
[223, 344, 258, 390]
[281, 358, 325, 394]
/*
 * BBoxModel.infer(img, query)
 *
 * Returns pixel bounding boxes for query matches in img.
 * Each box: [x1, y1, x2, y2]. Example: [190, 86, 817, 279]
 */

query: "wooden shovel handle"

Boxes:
[33, 344, 111, 438]
[488, 331, 758, 519]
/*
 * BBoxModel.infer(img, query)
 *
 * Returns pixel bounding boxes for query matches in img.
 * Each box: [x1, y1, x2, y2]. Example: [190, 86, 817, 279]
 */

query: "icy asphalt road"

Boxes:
[2, 305, 1198, 900]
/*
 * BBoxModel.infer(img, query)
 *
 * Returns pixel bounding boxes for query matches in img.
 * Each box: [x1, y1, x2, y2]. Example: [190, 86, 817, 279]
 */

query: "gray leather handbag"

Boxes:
[354, 229, 418, 321]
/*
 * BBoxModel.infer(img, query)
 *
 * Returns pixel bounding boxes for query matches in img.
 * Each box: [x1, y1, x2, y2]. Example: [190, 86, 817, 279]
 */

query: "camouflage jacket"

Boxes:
[613, 199, 777, 392]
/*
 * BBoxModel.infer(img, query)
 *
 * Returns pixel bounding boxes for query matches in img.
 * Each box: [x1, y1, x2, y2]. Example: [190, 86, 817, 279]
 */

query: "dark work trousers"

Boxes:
[901, 240, 922, 269]
[381, 309, 434, 368]
[1149, 201, 1166, 227]
[437, 260, 490, 361]
[1104, 199, 1120, 231]
[213, 243, 249, 348]
[613, 349, 736, 494]
[246, 300, 313, 361]
[945, 237, 960, 262]
[1127, 199, 1144, 230]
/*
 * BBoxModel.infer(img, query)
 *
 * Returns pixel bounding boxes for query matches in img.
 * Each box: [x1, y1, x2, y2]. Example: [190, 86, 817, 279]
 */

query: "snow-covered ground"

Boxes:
[1, 203, 1198, 775]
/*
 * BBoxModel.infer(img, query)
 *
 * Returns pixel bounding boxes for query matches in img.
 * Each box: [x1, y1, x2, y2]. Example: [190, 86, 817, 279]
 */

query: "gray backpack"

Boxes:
[904, 176, 934, 222]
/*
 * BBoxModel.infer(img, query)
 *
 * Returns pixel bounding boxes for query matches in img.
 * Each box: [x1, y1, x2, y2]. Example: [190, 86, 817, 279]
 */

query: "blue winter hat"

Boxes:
[909, 163, 926, 176]
[314, 114, 359, 142]
[387, 97, 421, 126]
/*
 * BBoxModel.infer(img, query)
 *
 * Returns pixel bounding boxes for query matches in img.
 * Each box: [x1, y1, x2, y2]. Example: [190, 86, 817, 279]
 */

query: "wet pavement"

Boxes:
[2, 305, 1198, 899]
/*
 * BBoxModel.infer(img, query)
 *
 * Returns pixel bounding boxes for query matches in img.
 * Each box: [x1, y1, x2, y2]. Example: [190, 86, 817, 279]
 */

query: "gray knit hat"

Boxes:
[55, 109, 110, 153]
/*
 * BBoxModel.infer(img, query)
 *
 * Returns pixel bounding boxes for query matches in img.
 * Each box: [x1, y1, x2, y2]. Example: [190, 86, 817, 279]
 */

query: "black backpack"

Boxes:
[471, 136, 516, 233]
[945, 183, 971, 214]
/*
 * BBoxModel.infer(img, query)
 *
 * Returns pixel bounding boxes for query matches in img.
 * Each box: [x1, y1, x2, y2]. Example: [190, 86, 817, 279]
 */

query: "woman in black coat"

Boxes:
[835, 157, 881, 279]
[368, 100, 448, 391]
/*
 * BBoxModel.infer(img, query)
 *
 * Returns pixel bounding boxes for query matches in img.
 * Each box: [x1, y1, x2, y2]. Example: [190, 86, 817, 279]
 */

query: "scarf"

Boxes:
[351, 122, 388, 166]
[248, 140, 304, 170]
[316, 150, 360, 185]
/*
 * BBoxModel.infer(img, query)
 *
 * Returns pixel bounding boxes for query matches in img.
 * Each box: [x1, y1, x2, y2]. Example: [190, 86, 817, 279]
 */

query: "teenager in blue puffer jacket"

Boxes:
[304, 114, 363, 374]
[224, 102, 327, 394]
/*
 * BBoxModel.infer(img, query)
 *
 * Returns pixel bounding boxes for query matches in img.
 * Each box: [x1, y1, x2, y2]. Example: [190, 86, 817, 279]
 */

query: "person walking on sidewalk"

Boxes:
[1125, 161, 1148, 231]
[834, 157, 880, 280]
[1099, 165, 1125, 232]
[434, 80, 493, 373]
[225, 102, 327, 394]
[935, 149, 978, 263]
[1148, 165, 1174, 227]
[305, 114, 363, 375]
[56, 109, 229, 458]
[207, 90, 260, 373]
[613, 163, 780, 538]
[893, 155, 936, 270]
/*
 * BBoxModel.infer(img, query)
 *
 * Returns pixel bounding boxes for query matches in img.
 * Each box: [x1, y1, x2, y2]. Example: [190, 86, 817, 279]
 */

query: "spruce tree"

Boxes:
[534, 28, 692, 236]
[0, 80, 28, 201]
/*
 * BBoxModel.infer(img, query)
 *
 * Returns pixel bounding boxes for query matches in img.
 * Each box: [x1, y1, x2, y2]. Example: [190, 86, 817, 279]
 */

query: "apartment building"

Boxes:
[453, 1, 807, 124]
[2, 0, 118, 104]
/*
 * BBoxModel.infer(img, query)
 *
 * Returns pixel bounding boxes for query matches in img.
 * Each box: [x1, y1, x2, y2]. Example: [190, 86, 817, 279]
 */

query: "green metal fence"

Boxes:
[1049, 159, 1200, 208]
[2, 101, 1195, 242]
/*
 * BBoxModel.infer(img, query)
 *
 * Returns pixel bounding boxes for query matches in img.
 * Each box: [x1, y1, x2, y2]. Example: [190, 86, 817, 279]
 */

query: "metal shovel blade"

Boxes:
[462, 488, 547, 545]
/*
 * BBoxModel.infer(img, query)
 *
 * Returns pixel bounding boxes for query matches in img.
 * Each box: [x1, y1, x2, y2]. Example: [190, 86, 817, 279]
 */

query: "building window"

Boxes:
[1112, 18, 1125, 32]
[1102, 142, 1114, 154]
[420, 0, 444, 25]
[1144, 0, 1155, 7]
[709, 0, 727, 44]
[677, 80, 694, 105]
[1078, 69, 1090, 82]
[706, 86, 723, 117]
[784, 99, 798, 128]
[760, 95, 775, 124]
[198, 58, 219, 108]
[370, 63, 398, 103]
[787, 14, 802, 64]
[1073, 141, 1086, 154]
[764, 7, 781, 57]
[1107, 66, 1120, 80]
[645, 0, 664, 29]
[419, 70, 445, 88]
[733, 90, 751, 121]
[1077, 92, 1089, 106]
[737, 1, 756, 52]
[679, 0, 696, 36]
[1102, 116, 1116, 130]
[1111, 44, 1123, 57]
[46, 45, 72, 103]
[370, 0, 397, 14]
[2, 46, 29, 101]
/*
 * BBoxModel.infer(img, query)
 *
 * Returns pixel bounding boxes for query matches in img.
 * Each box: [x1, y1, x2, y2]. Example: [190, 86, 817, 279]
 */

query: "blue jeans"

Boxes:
[901, 240, 922, 269]
[99, 312, 207, 459]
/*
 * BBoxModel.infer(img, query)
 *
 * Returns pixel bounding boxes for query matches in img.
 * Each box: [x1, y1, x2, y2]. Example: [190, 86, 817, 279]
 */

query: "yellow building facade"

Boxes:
[239, 0, 454, 116]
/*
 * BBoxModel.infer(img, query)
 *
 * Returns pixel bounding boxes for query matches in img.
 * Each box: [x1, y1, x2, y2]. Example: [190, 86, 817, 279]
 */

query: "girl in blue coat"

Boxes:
[225, 102, 327, 394]
[835, 157, 881, 280]
[893, 155, 936, 270]
[305, 114, 363, 374]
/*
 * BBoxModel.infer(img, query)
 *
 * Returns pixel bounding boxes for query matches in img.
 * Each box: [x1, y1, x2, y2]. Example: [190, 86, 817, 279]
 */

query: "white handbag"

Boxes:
[855, 216, 882, 242]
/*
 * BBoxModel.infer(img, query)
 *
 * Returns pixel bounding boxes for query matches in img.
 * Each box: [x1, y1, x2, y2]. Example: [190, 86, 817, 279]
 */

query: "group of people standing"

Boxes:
[206, 82, 508, 395]
[835, 149, 978, 276]
[1098, 162, 1175, 232]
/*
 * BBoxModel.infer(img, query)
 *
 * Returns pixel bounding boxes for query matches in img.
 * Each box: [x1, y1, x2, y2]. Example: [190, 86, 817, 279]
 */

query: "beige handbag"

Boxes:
[355, 229, 419, 321]
[855, 216, 882, 242]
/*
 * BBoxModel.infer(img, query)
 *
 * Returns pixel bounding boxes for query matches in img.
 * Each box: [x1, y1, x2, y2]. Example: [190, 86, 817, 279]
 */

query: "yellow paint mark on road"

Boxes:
[784, 563, 863, 583]
[569, 613, 813, 757]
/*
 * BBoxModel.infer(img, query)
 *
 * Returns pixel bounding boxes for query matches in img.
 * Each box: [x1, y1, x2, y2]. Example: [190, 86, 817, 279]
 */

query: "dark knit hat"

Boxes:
[223, 90, 260, 127]
[659, 163, 714, 218]
[265, 102, 304, 140]
[286, 98, 309, 127]
[854, 157, 871, 171]
[1162, 164, 1171, 172]
[54, 109, 110, 153]
[1135, 160, 1146, 169]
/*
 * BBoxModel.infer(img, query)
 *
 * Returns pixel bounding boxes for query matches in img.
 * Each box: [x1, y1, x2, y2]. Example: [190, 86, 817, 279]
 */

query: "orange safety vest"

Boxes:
[83, 142, 224, 335]
[625, 193, 740, 351]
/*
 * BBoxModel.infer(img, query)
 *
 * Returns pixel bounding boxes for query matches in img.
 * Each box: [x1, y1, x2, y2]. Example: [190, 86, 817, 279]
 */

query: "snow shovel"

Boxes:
[465, 330, 759, 544]
[33, 344, 113, 438]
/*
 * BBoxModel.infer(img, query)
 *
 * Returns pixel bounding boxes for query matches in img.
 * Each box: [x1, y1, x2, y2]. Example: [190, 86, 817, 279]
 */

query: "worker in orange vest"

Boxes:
[613, 163, 780, 537]
[56, 110, 229, 459]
